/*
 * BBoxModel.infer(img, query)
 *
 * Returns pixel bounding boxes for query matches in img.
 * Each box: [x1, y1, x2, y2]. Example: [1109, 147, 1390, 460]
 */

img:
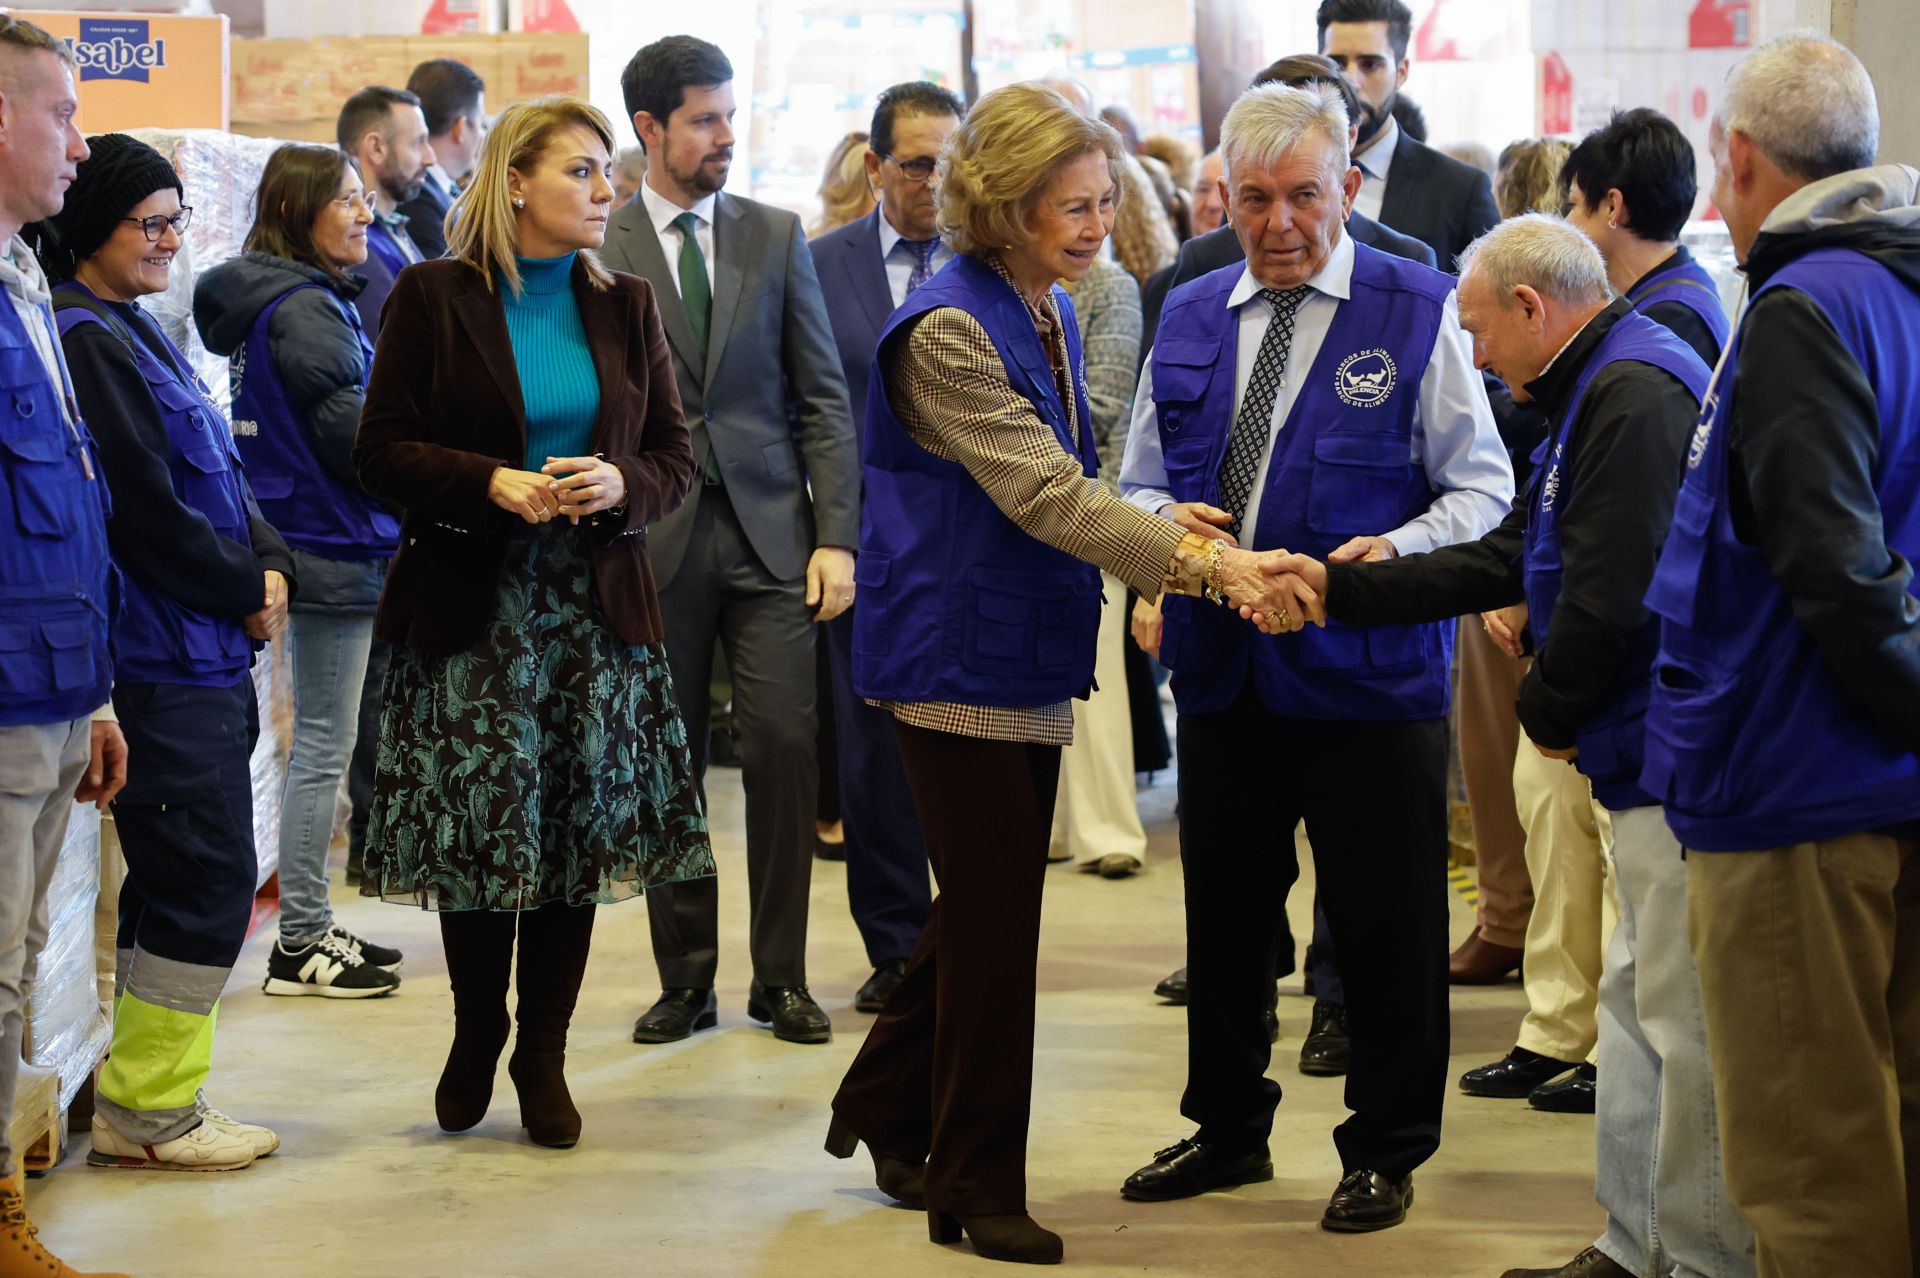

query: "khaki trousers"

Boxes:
[1456, 618, 1532, 947]
[1688, 832, 1920, 1278]
[1513, 747, 1616, 1062]
[1050, 572, 1148, 867]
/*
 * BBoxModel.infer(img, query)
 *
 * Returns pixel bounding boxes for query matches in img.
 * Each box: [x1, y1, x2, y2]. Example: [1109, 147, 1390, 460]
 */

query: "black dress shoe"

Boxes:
[1500, 1245, 1637, 1278]
[1153, 967, 1188, 1003]
[1121, 1137, 1273, 1201]
[1298, 999, 1350, 1076]
[1529, 1062, 1597, 1113]
[631, 988, 717, 1043]
[1459, 1046, 1582, 1099]
[854, 960, 907, 1013]
[748, 981, 832, 1043]
[1321, 1169, 1413, 1232]
[815, 835, 846, 862]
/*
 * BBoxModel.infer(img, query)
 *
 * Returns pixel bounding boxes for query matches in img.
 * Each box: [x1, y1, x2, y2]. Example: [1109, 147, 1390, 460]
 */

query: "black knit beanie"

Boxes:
[39, 134, 183, 282]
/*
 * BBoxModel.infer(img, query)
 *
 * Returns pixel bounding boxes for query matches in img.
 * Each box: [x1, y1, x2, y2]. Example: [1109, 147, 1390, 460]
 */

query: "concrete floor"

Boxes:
[31, 760, 1606, 1277]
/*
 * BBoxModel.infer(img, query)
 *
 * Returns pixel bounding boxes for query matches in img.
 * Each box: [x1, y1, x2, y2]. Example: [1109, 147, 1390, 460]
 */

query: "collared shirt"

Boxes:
[373, 209, 424, 266]
[640, 173, 718, 294]
[1119, 229, 1513, 555]
[1352, 115, 1400, 223]
[876, 210, 955, 310]
[425, 163, 457, 198]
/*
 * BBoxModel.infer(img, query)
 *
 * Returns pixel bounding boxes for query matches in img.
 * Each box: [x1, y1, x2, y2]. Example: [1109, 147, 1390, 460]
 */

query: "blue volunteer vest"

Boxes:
[1522, 311, 1708, 811]
[0, 294, 114, 726]
[1625, 252, 1729, 357]
[852, 253, 1104, 708]
[1150, 243, 1455, 720]
[1642, 246, 1920, 849]
[229, 284, 397, 560]
[366, 219, 417, 280]
[55, 285, 256, 688]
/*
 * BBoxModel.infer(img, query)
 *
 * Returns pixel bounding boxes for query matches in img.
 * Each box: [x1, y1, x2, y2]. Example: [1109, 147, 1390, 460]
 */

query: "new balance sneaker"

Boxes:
[326, 923, 403, 973]
[195, 1091, 279, 1157]
[87, 1115, 257, 1172]
[262, 932, 401, 998]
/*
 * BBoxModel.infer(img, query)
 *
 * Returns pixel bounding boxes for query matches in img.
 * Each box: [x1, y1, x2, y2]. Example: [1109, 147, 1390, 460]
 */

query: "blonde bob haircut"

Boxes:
[446, 94, 617, 297]
[938, 82, 1126, 258]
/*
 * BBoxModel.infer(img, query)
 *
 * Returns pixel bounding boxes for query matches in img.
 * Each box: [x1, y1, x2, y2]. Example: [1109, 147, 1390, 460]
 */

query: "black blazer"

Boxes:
[1374, 129, 1500, 273]
[1141, 213, 1437, 362]
[395, 171, 455, 261]
[353, 257, 696, 657]
[806, 207, 894, 439]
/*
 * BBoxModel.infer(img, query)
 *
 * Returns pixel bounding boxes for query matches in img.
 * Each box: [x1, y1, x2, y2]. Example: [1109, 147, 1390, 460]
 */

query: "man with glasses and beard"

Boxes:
[1318, 0, 1497, 272]
[335, 85, 437, 330]
[603, 36, 859, 1050]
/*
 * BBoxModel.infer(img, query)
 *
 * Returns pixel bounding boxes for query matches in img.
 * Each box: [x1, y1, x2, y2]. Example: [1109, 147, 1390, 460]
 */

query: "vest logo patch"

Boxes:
[1335, 349, 1396, 408]
[1540, 442, 1564, 511]
[1687, 395, 1717, 470]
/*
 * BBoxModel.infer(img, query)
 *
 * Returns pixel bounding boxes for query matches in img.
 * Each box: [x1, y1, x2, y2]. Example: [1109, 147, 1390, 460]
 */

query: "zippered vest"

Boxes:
[852, 254, 1103, 708]
[1150, 243, 1456, 720]
[1522, 310, 1708, 810]
[1642, 246, 1920, 849]
[56, 285, 255, 687]
[228, 283, 397, 560]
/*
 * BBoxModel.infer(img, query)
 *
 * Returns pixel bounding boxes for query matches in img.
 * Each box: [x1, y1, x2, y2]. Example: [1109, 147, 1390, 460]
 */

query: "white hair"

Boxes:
[1219, 82, 1349, 186]
[1457, 213, 1612, 307]
[1723, 31, 1878, 180]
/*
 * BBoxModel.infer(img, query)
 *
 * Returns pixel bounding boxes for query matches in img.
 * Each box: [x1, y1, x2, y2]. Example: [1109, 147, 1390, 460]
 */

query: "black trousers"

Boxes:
[1178, 690, 1449, 1179]
[832, 722, 1059, 1215]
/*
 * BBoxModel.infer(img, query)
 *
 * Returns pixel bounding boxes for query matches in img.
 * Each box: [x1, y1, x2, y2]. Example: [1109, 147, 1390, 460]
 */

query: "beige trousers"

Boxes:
[1688, 832, 1920, 1278]
[1512, 746, 1616, 1062]
[1456, 617, 1533, 946]
[1050, 572, 1148, 867]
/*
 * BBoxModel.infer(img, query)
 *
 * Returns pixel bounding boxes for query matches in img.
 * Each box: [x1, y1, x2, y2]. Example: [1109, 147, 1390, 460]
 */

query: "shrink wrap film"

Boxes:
[22, 807, 110, 1111]
[4, 1063, 57, 1169]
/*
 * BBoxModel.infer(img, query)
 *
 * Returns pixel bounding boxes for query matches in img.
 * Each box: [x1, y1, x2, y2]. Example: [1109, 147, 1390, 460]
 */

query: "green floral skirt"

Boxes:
[361, 522, 714, 911]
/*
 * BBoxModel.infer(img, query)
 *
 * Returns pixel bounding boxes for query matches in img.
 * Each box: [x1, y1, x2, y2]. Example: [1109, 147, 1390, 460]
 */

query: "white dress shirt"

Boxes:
[876, 211, 955, 310]
[1118, 229, 1512, 555]
[640, 173, 718, 294]
[1352, 115, 1400, 223]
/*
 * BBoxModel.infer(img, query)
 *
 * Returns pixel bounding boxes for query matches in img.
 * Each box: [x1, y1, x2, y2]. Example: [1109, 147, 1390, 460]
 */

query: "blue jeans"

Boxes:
[277, 610, 373, 945]
[1594, 805, 1755, 1278]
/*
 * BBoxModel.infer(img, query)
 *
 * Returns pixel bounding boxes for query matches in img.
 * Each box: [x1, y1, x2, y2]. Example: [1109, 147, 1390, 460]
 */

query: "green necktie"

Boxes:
[674, 211, 711, 356]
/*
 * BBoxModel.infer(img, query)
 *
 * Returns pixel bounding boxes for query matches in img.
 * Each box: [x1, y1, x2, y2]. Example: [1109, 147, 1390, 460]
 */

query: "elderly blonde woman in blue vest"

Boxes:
[821, 82, 1309, 1266]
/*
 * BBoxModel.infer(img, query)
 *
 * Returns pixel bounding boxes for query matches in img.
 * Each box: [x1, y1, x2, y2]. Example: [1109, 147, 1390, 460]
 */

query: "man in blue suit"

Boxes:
[806, 82, 964, 1012]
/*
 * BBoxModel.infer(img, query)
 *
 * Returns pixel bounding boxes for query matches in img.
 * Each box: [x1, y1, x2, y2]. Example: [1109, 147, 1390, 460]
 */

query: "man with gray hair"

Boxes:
[0, 14, 131, 1277]
[1643, 33, 1920, 1277]
[1117, 81, 1510, 1231]
[1275, 213, 1749, 1278]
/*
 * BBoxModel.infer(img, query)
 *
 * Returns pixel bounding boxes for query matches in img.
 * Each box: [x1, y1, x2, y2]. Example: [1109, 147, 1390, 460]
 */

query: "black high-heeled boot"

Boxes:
[825, 1114, 926, 1208]
[436, 911, 517, 1133]
[506, 902, 595, 1148]
[927, 1209, 1063, 1265]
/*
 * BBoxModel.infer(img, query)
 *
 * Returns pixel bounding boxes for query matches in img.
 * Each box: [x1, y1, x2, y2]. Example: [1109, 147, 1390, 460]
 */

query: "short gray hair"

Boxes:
[1722, 31, 1877, 180]
[1219, 82, 1349, 186]
[1458, 213, 1612, 308]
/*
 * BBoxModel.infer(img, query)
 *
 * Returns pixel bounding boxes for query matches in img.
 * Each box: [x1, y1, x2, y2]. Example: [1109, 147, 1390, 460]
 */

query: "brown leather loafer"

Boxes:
[1448, 930, 1524, 984]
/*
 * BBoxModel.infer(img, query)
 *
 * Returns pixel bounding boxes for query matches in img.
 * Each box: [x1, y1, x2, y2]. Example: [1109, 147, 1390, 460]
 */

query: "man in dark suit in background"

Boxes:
[1318, 0, 1498, 271]
[601, 35, 860, 1048]
[807, 81, 964, 1015]
[398, 58, 488, 261]
[1142, 54, 1435, 358]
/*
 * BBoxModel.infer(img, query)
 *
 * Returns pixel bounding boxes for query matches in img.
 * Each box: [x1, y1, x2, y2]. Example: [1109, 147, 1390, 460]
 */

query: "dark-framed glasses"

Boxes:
[885, 154, 938, 183]
[123, 207, 194, 242]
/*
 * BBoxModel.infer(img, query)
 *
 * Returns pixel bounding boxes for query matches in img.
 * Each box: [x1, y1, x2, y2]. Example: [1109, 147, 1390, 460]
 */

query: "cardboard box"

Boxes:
[496, 31, 587, 101]
[16, 10, 230, 132]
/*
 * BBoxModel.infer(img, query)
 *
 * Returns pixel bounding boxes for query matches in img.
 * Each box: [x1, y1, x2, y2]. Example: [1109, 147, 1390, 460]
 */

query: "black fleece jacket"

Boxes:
[1326, 299, 1699, 750]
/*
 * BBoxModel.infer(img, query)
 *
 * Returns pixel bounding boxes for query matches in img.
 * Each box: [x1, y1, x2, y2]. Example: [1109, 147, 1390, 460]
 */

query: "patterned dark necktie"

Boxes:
[898, 236, 940, 294]
[1216, 286, 1312, 540]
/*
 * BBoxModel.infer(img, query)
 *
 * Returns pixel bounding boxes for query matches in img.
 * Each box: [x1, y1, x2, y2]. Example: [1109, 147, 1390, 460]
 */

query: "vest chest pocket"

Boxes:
[0, 425, 83, 538]
[175, 441, 246, 532]
[0, 611, 98, 701]
[1306, 433, 1415, 537]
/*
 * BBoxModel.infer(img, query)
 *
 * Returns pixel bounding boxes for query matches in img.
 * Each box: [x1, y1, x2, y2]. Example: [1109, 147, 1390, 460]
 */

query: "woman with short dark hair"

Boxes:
[195, 144, 408, 1002]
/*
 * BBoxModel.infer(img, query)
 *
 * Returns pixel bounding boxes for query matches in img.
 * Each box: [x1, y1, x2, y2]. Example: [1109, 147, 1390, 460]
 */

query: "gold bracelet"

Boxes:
[1203, 539, 1226, 604]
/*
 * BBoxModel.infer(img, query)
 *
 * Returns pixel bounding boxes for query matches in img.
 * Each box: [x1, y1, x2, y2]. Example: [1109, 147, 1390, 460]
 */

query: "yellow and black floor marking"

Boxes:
[1447, 858, 1480, 908]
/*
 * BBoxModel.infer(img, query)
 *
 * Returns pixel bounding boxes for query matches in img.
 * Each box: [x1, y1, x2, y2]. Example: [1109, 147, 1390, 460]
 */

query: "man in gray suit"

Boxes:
[602, 35, 859, 1047]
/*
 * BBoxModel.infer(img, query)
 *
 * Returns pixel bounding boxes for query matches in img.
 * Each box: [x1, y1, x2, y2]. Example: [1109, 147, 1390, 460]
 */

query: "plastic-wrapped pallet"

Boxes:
[4, 1062, 57, 1172]
[122, 127, 299, 888]
[22, 806, 111, 1112]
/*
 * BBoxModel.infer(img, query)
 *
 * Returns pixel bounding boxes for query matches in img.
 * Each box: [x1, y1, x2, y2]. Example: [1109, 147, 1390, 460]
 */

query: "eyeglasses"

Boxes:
[122, 207, 193, 242]
[884, 154, 938, 184]
[333, 192, 372, 213]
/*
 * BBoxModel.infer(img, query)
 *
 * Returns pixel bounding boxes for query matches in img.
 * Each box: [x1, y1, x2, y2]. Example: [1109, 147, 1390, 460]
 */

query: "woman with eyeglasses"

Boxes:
[193, 143, 409, 1002]
[35, 134, 295, 1172]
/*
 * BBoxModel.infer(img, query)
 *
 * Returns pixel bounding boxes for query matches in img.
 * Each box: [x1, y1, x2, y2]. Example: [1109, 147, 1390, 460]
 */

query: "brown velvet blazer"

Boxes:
[353, 256, 695, 657]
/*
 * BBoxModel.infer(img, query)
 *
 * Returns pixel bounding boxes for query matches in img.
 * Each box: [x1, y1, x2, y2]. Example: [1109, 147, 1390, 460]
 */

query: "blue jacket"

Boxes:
[0, 289, 114, 726]
[1150, 244, 1456, 720]
[852, 254, 1102, 708]
[809, 208, 897, 441]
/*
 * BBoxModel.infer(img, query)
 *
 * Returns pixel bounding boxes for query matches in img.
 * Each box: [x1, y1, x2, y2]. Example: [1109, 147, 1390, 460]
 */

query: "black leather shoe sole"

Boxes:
[748, 1001, 831, 1044]
[1298, 1048, 1350, 1077]
[1529, 1077, 1597, 1113]
[1153, 969, 1188, 1003]
[1121, 1156, 1274, 1202]
[1321, 1184, 1413, 1233]
[631, 1005, 718, 1044]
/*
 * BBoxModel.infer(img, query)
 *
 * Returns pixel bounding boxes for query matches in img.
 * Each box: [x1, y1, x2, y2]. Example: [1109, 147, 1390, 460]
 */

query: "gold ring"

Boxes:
[1279, 608, 1291, 629]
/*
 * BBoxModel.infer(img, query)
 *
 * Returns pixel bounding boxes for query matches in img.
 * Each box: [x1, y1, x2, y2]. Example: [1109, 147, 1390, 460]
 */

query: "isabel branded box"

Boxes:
[15, 10, 231, 132]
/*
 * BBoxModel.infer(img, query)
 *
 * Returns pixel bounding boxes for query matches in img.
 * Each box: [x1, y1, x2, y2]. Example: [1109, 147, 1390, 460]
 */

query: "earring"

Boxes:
[514, 197, 525, 209]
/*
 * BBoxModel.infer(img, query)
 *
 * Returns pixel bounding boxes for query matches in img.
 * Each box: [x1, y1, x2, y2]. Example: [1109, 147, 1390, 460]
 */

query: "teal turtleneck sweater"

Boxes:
[502, 252, 599, 470]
